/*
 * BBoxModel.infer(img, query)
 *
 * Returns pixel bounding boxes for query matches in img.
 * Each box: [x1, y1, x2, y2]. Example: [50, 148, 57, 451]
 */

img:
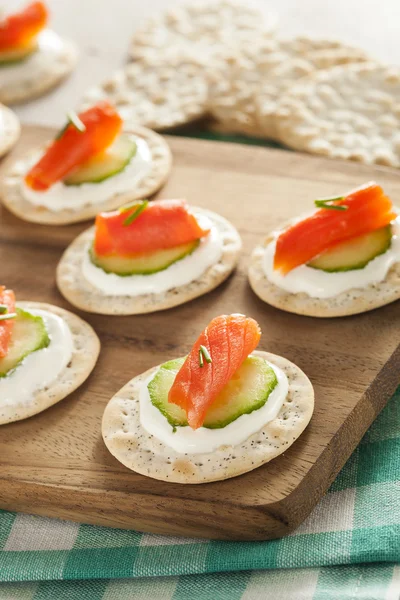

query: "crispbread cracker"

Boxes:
[129, 0, 276, 65]
[0, 302, 100, 425]
[0, 104, 20, 158]
[249, 221, 400, 318]
[0, 31, 78, 105]
[102, 350, 314, 484]
[80, 59, 208, 131]
[208, 36, 368, 139]
[275, 62, 400, 166]
[0, 126, 172, 225]
[56, 208, 242, 315]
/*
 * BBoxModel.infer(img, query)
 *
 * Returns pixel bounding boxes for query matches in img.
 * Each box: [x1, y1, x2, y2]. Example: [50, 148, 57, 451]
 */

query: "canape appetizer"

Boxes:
[102, 314, 314, 483]
[0, 1, 78, 105]
[249, 183, 400, 317]
[0, 104, 20, 158]
[0, 286, 100, 424]
[57, 198, 242, 314]
[1, 101, 172, 224]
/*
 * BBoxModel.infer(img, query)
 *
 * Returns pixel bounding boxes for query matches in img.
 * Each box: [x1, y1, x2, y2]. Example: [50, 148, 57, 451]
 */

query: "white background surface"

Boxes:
[3, 0, 399, 126]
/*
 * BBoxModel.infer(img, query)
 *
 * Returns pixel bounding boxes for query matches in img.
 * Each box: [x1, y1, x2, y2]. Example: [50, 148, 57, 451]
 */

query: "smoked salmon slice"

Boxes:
[0, 2, 48, 51]
[0, 287, 16, 359]
[94, 199, 210, 256]
[168, 314, 261, 429]
[274, 182, 396, 275]
[25, 102, 122, 191]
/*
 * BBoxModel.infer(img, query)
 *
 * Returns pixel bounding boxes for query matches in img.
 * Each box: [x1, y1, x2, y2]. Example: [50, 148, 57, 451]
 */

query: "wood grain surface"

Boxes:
[0, 126, 399, 541]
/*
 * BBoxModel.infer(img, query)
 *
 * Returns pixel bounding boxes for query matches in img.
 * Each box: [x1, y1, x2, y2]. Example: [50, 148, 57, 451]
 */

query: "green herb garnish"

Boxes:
[314, 196, 348, 211]
[55, 110, 86, 140]
[0, 312, 16, 321]
[0, 305, 7, 314]
[123, 200, 149, 226]
[119, 200, 146, 214]
[199, 345, 212, 368]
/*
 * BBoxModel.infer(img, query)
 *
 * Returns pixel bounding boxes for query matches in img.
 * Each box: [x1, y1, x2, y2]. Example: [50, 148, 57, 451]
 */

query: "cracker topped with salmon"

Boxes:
[0, 1, 78, 105]
[1, 102, 172, 225]
[0, 285, 100, 425]
[249, 182, 400, 317]
[56, 198, 242, 314]
[102, 314, 314, 484]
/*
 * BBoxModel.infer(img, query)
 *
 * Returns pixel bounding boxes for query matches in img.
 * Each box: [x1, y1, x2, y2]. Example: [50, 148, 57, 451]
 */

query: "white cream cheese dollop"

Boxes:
[0, 308, 73, 407]
[82, 215, 223, 296]
[1, 30, 68, 86]
[139, 360, 289, 455]
[20, 136, 152, 211]
[263, 216, 400, 299]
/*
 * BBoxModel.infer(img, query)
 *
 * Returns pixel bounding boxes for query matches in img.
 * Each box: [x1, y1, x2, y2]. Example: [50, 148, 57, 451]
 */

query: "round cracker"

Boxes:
[275, 62, 400, 166]
[129, 0, 276, 65]
[56, 208, 242, 315]
[0, 31, 78, 105]
[249, 223, 400, 318]
[80, 58, 208, 131]
[102, 350, 314, 484]
[0, 126, 172, 225]
[0, 302, 100, 425]
[208, 36, 368, 139]
[0, 104, 20, 158]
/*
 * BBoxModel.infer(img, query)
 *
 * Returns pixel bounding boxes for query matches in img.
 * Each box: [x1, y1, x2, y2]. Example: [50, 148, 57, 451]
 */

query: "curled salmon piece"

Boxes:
[168, 314, 261, 429]
[0, 1, 48, 51]
[25, 102, 122, 191]
[274, 182, 396, 275]
[94, 199, 210, 256]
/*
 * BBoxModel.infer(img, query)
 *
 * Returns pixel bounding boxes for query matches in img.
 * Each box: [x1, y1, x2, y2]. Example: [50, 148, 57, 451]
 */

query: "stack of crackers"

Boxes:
[80, 0, 400, 169]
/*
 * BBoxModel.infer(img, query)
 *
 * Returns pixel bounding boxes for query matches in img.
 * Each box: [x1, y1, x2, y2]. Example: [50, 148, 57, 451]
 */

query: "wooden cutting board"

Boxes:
[0, 126, 399, 541]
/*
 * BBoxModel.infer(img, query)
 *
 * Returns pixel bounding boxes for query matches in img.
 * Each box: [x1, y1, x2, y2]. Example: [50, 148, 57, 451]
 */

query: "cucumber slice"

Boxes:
[148, 355, 278, 429]
[308, 225, 392, 272]
[89, 240, 199, 276]
[0, 44, 37, 67]
[0, 308, 50, 378]
[63, 135, 137, 186]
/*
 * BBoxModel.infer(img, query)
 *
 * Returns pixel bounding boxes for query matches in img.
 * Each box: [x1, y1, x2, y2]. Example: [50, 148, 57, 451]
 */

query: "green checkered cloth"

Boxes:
[0, 132, 399, 599]
[0, 564, 399, 600]
[0, 387, 398, 598]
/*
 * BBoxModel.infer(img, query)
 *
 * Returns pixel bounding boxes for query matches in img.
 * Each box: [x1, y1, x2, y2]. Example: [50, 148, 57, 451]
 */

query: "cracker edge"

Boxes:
[273, 61, 399, 164]
[56, 208, 242, 315]
[207, 39, 369, 141]
[0, 302, 100, 425]
[0, 104, 20, 158]
[0, 125, 172, 225]
[101, 350, 314, 484]
[248, 223, 400, 318]
[128, 0, 278, 62]
[0, 36, 78, 105]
